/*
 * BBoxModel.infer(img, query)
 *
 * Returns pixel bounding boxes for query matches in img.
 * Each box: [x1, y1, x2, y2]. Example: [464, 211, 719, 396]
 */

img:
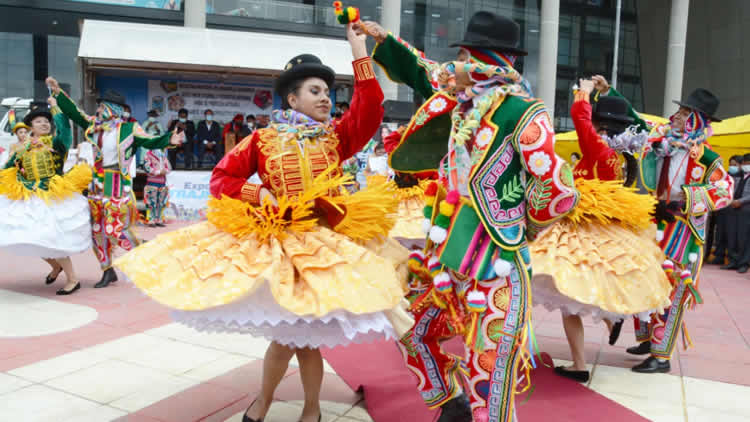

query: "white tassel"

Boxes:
[656, 230, 664, 242]
[494, 259, 512, 278]
[689, 253, 698, 263]
[428, 256, 440, 267]
[429, 226, 447, 244]
[422, 218, 432, 235]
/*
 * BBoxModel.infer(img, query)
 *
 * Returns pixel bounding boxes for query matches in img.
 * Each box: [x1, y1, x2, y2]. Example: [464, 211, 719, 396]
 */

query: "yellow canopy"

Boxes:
[555, 113, 750, 164]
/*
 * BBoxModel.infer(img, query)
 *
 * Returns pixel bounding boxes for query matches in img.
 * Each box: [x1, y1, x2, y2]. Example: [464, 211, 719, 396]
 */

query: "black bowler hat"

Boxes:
[274, 54, 336, 96]
[23, 102, 53, 126]
[673, 88, 722, 122]
[593, 95, 634, 125]
[450, 11, 528, 56]
[96, 89, 127, 107]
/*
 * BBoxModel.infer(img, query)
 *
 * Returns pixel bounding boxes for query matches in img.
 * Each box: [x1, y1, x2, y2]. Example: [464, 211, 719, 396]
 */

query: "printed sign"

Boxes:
[147, 80, 274, 128]
[163, 170, 212, 222]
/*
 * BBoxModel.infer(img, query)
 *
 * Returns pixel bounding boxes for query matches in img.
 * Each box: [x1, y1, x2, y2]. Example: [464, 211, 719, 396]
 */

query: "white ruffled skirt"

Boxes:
[171, 281, 397, 349]
[0, 194, 92, 258]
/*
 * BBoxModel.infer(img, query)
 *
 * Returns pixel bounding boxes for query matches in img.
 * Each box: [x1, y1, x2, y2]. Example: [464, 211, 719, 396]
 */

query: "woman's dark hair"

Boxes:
[280, 79, 307, 110]
[394, 172, 419, 189]
[730, 154, 743, 164]
[623, 152, 639, 187]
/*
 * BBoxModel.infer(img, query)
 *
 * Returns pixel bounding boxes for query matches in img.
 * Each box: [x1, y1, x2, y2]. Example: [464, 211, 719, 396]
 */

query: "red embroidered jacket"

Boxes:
[570, 91, 621, 182]
[210, 58, 383, 205]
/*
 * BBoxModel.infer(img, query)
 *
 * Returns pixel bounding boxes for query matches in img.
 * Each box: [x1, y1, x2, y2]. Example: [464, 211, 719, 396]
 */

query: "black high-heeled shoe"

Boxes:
[45, 270, 61, 285]
[56, 282, 81, 296]
[242, 400, 263, 422]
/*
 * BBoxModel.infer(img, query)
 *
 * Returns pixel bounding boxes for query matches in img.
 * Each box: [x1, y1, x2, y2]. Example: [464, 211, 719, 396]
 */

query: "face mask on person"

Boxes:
[729, 166, 739, 175]
[179, 117, 187, 123]
[122, 112, 131, 119]
[206, 115, 213, 122]
[742, 165, 750, 173]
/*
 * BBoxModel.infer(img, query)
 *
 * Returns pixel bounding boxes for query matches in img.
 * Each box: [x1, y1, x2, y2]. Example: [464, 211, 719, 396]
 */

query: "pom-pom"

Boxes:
[439, 200, 456, 217]
[424, 182, 438, 197]
[333, 2, 360, 24]
[423, 206, 433, 219]
[688, 253, 698, 263]
[422, 218, 432, 234]
[494, 259, 512, 278]
[434, 213, 451, 228]
[662, 260, 674, 272]
[445, 190, 460, 205]
[409, 250, 425, 261]
[655, 230, 664, 242]
[433, 272, 452, 293]
[429, 225, 447, 244]
[466, 290, 487, 313]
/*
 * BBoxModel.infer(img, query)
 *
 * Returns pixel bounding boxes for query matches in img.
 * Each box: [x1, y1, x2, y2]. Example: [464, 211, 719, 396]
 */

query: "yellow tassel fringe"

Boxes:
[366, 175, 429, 202]
[0, 163, 92, 203]
[568, 178, 656, 230]
[208, 168, 399, 243]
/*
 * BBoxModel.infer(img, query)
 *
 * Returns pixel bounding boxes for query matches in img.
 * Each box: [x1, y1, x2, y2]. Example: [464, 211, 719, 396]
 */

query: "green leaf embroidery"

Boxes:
[530, 178, 552, 211]
[499, 175, 524, 204]
[414, 109, 430, 127]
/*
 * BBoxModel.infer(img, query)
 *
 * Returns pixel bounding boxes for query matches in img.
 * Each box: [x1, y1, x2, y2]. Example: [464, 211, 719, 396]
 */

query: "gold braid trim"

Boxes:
[0, 163, 92, 203]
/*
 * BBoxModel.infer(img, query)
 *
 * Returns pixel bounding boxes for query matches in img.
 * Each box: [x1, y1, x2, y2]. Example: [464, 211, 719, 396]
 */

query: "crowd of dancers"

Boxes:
[0, 9, 732, 422]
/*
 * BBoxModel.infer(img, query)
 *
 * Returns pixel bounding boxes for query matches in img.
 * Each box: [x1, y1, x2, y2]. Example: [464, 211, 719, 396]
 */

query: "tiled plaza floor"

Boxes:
[1, 225, 749, 421]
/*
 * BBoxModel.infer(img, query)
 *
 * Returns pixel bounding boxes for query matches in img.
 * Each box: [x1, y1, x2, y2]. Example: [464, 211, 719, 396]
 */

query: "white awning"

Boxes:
[77, 19, 354, 80]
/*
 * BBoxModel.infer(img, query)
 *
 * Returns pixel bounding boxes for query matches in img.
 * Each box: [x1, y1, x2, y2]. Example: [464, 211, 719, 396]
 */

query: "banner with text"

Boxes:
[163, 171, 212, 222]
[147, 80, 274, 128]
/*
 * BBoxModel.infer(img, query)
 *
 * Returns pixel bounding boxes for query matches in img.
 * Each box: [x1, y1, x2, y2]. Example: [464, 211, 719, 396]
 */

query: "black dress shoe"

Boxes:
[721, 263, 739, 270]
[738, 266, 749, 274]
[45, 271, 60, 285]
[156, 223, 166, 227]
[632, 356, 670, 373]
[554, 366, 590, 383]
[609, 320, 623, 345]
[626, 341, 651, 355]
[56, 282, 80, 295]
[243, 400, 263, 422]
[437, 393, 472, 422]
[94, 268, 118, 288]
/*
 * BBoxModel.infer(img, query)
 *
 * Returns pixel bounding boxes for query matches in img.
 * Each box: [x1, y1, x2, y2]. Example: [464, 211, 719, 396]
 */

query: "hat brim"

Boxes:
[593, 111, 634, 125]
[23, 109, 53, 126]
[274, 63, 336, 96]
[450, 41, 528, 57]
[96, 97, 128, 107]
[672, 100, 722, 122]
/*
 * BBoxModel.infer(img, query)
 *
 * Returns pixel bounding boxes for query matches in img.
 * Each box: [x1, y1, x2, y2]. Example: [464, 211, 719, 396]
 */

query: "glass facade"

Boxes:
[2, 0, 643, 132]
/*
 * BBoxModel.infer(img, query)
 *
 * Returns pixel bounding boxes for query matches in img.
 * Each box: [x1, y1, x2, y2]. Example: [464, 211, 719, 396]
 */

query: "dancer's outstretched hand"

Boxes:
[169, 130, 185, 146]
[592, 75, 610, 93]
[355, 21, 387, 43]
[347, 23, 368, 59]
[46, 77, 60, 95]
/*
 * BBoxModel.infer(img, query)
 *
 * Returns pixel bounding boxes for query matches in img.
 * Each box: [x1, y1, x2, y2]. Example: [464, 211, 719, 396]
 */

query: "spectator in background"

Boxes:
[197, 109, 222, 168]
[256, 114, 270, 129]
[168, 108, 195, 169]
[364, 141, 392, 177]
[222, 114, 250, 155]
[570, 152, 581, 165]
[122, 105, 137, 123]
[246, 114, 256, 133]
[139, 109, 164, 168]
[726, 153, 750, 273]
[710, 155, 743, 265]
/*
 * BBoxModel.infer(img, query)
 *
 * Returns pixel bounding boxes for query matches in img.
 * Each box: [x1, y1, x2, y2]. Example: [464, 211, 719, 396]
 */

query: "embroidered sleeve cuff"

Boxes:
[240, 183, 262, 205]
[353, 57, 376, 82]
[574, 91, 590, 103]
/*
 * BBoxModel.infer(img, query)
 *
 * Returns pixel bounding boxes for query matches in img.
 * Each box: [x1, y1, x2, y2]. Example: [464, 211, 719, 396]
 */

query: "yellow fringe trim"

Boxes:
[0, 163, 92, 203]
[568, 178, 656, 230]
[366, 175, 429, 202]
[209, 168, 398, 243]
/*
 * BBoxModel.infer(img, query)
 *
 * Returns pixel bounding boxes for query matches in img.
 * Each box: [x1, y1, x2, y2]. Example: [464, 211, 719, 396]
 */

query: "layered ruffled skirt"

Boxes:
[0, 165, 92, 258]
[115, 183, 410, 348]
[530, 178, 672, 322]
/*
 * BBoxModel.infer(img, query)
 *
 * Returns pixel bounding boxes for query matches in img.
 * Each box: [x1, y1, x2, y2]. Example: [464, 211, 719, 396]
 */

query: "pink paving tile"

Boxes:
[680, 356, 750, 386]
[59, 324, 138, 350]
[205, 359, 289, 393]
[115, 413, 167, 422]
[137, 381, 248, 422]
[680, 341, 750, 364]
[200, 398, 254, 422]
